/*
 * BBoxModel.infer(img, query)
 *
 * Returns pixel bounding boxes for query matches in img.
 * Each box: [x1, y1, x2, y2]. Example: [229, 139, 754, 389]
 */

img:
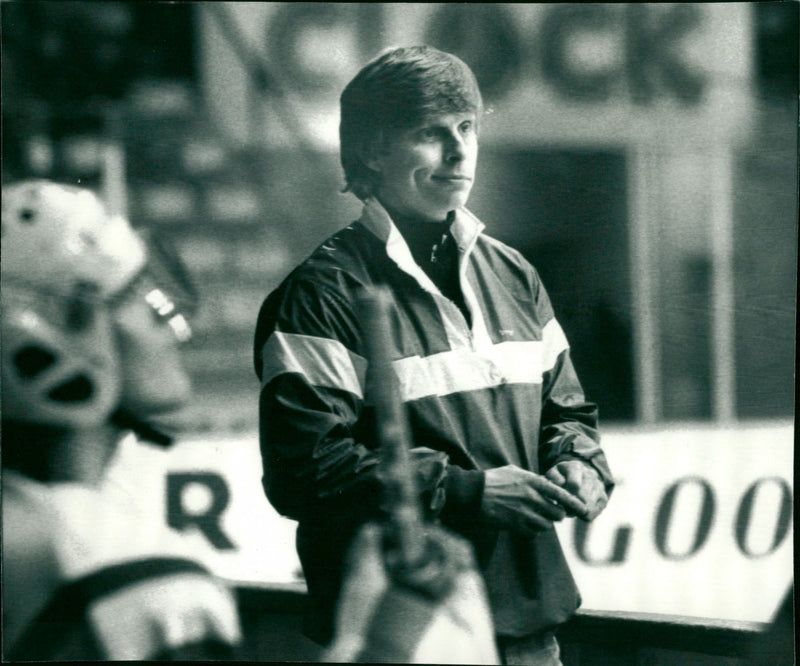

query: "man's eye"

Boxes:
[419, 128, 437, 140]
[460, 121, 474, 134]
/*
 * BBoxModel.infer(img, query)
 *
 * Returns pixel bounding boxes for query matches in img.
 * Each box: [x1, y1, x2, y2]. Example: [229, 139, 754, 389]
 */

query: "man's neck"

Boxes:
[389, 210, 454, 254]
[378, 198, 454, 228]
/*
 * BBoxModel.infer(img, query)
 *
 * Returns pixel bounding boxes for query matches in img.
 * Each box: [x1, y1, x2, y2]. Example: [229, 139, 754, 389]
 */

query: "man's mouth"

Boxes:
[432, 175, 471, 182]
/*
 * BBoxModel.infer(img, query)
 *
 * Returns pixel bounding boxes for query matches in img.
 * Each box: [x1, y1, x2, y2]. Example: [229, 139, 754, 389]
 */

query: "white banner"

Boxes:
[554, 422, 793, 623]
[102, 421, 792, 623]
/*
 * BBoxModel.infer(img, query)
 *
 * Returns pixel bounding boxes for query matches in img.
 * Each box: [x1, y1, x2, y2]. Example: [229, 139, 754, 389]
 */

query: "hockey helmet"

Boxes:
[1, 180, 196, 429]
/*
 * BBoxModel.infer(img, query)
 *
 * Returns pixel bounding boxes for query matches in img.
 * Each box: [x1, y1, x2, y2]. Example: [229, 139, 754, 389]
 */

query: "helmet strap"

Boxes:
[110, 408, 174, 447]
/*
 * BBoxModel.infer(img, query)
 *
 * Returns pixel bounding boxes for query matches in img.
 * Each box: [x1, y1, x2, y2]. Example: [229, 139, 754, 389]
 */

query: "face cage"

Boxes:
[0, 282, 122, 427]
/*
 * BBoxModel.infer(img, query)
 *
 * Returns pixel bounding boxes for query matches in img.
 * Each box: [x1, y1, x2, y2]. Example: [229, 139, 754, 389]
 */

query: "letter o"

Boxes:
[654, 476, 715, 560]
[734, 477, 792, 558]
[425, 4, 522, 100]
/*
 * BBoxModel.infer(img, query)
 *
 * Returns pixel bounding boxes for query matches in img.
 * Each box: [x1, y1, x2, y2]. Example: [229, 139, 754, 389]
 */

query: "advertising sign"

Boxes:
[554, 423, 793, 623]
[199, 3, 752, 148]
[101, 421, 792, 623]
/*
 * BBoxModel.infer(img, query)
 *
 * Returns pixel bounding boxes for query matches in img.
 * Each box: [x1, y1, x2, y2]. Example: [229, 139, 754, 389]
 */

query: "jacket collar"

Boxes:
[358, 198, 489, 346]
[359, 198, 485, 279]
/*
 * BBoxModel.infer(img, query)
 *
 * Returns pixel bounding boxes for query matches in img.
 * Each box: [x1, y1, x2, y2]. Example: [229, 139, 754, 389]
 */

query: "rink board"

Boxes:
[103, 421, 793, 624]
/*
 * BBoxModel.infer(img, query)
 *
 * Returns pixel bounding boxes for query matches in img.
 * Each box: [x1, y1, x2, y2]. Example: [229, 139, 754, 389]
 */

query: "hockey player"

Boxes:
[1, 180, 242, 660]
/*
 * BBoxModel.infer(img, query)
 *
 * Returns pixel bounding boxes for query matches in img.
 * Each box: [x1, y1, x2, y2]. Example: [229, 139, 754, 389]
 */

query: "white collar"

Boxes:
[359, 197, 485, 254]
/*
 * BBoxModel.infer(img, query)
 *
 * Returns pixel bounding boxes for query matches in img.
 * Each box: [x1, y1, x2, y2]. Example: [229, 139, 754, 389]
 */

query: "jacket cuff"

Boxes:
[439, 466, 485, 524]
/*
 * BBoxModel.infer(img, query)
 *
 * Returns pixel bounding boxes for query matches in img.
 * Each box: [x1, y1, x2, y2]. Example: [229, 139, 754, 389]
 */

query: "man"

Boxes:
[254, 45, 614, 665]
[1, 180, 242, 660]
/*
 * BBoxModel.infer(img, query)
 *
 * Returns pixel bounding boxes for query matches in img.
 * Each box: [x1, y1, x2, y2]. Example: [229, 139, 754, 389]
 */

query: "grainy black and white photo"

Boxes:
[2, 3, 796, 664]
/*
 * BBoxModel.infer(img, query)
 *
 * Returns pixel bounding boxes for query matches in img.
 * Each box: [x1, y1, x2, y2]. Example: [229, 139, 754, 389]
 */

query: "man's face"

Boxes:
[369, 111, 478, 222]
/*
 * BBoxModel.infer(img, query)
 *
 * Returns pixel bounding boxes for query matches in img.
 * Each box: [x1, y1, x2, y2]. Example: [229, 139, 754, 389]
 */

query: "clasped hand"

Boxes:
[545, 460, 608, 521]
[480, 462, 607, 537]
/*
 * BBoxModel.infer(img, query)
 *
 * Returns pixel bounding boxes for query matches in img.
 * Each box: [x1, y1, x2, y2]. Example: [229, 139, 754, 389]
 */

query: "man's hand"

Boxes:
[545, 461, 608, 521]
[480, 465, 588, 537]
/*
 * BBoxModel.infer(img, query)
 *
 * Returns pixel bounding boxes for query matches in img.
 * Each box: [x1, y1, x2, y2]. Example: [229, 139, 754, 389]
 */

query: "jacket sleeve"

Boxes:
[255, 277, 461, 524]
[531, 273, 615, 493]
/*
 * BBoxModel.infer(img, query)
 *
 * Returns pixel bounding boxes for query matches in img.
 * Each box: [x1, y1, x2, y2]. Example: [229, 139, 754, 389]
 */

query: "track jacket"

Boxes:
[254, 198, 615, 643]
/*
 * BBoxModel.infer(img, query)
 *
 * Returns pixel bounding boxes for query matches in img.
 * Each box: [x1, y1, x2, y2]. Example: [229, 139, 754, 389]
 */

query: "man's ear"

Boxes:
[358, 132, 385, 172]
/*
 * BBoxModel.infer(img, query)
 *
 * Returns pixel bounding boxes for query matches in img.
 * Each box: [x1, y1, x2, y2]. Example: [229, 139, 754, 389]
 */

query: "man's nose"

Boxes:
[445, 131, 466, 163]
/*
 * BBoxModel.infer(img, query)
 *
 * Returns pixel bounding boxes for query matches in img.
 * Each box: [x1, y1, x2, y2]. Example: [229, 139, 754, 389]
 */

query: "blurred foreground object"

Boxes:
[323, 288, 498, 663]
[1, 180, 241, 660]
[324, 523, 499, 664]
[360, 287, 439, 582]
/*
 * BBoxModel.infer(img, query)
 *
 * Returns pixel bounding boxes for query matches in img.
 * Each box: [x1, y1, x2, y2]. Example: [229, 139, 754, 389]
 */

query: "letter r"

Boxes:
[167, 472, 236, 550]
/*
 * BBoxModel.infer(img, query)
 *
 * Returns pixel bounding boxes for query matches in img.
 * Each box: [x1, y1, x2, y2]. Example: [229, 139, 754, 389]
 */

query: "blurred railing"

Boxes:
[558, 610, 765, 665]
[232, 584, 785, 664]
